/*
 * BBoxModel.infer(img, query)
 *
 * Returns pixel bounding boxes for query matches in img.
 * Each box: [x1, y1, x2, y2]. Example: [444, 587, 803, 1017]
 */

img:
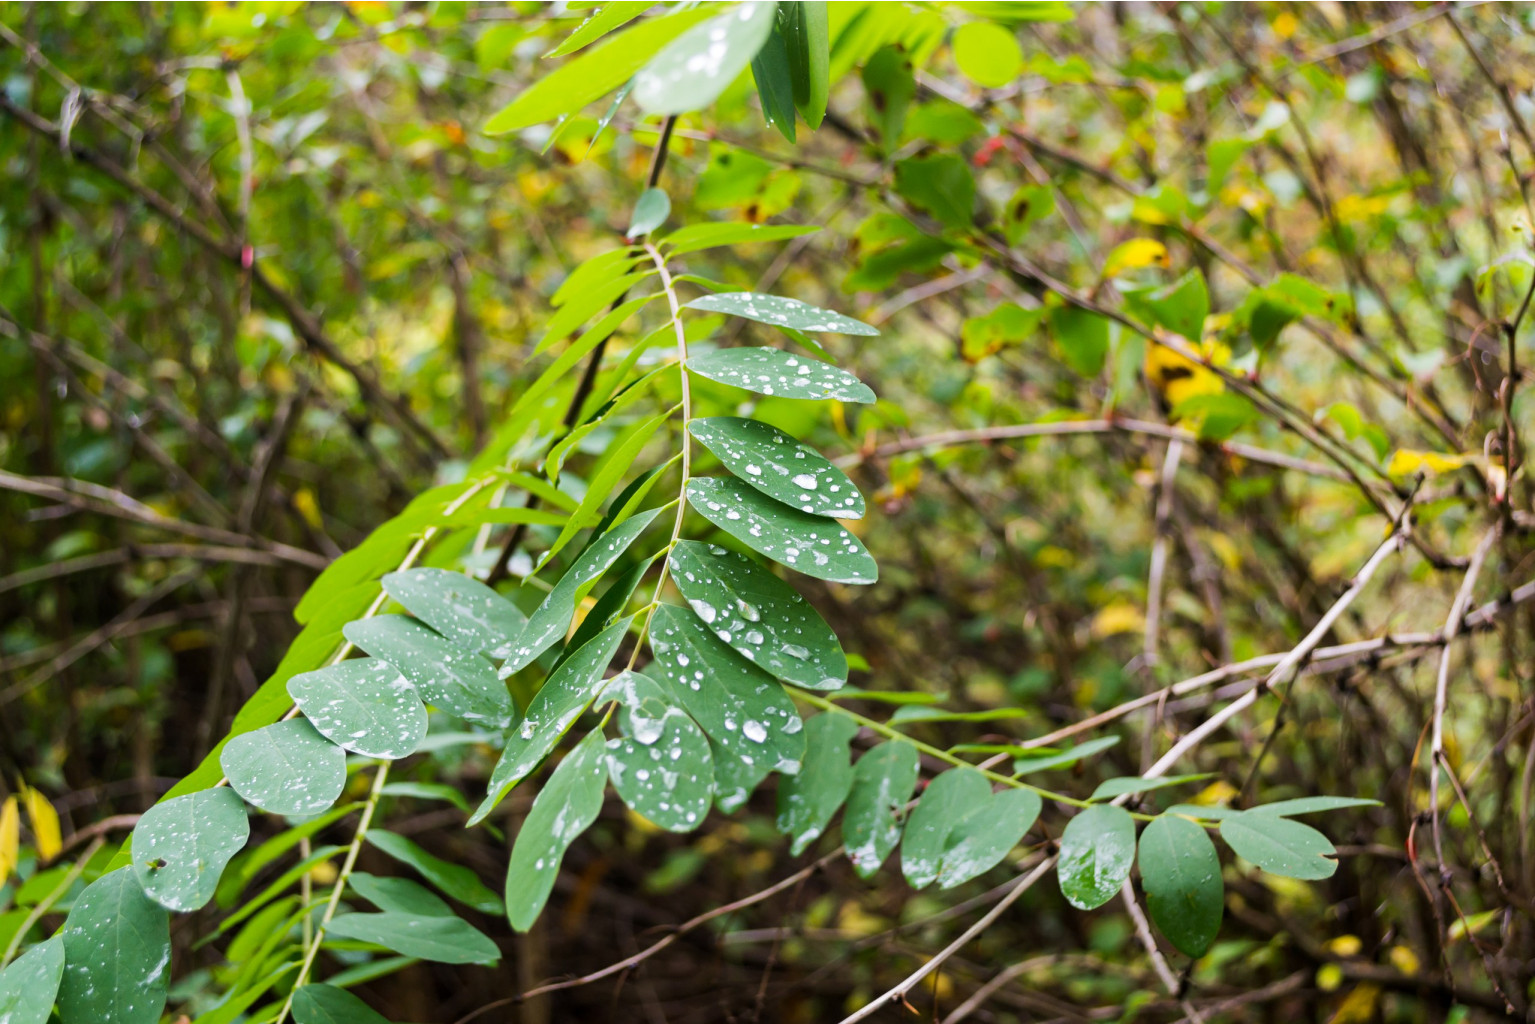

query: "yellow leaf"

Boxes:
[308, 859, 339, 885]
[0, 797, 17, 884]
[1103, 238, 1170, 278]
[1385, 449, 1473, 478]
[1191, 780, 1238, 807]
[1146, 343, 1224, 409]
[1271, 11, 1299, 40]
[1448, 908, 1498, 943]
[1316, 963, 1344, 993]
[22, 787, 61, 862]
[1092, 602, 1145, 638]
[1328, 984, 1381, 1024]
[1326, 934, 1362, 957]
[1387, 944, 1419, 975]
[292, 487, 324, 529]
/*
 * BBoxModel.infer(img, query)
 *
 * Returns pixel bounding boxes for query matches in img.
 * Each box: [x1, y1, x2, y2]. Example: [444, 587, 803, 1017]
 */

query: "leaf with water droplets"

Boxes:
[900, 767, 991, 889]
[843, 742, 919, 878]
[506, 729, 609, 931]
[1220, 811, 1337, 880]
[0, 934, 64, 1024]
[221, 719, 347, 817]
[686, 477, 877, 585]
[937, 788, 1041, 889]
[58, 870, 170, 1024]
[669, 540, 846, 691]
[776, 713, 858, 855]
[1058, 804, 1136, 910]
[606, 704, 713, 833]
[348, 872, 453, 918]
[472, 619, 631, 826]
[344, 616, 514, 730]
[325, 912, 499, 964]
[382, 568, 527, 655]
[633, 3, 777, 115]
[364, 830, 503, 916]
[292, 982, 392, 1024]
[130, 788, 249, 912]
[646, 605, 805, 811]
[688, 417, 865, 519]
[686, 347, 875, 403]
[684, 292, 878, 336]
[287, 658, 427, 761]
[1138, 814, 1223, 957]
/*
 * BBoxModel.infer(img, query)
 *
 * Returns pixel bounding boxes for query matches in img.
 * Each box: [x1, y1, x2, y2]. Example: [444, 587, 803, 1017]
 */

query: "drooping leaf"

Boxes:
[220, 719, 347, 817]
[686, 477, 878, 585]
[1057, 804, 1136, 910]
[286, 659, 428, 761]
[843, 742, 919, 878]
[782, 1, 829, 127]
[291, 982, 392, 1024]
[633, 3, 778, 115]
[688, 416, 864, 518]
[900, 767, 991, 889]
[0, 935, 64, 1024]
[937, 787, 1041, 889]
[364, 831, 503, 916]
[669, 540, 848, 690]
[684, 293, 878, 336]
[130, 788, 250, 912]
[348, 873, 453, 918]
[1138, 814, 1223, 957]
[752, 19, 798, 142]
[1089, 774, 1209, 802]
[952, 21, 1023, 88]
[776, 713, 859, 855]
[325, 912, 499, 965]
[1220, 811, 1337, 880]
[505, 729, 609, 931]
[1248, 796, 1380, 817]
[605, 699, 714, 832]
[381, 569, 527, 655]
[627, 187, 671, 239]
[343, 616, 514, 730]
[686, 347, 875, 403]
[57, 870, 170, 1024]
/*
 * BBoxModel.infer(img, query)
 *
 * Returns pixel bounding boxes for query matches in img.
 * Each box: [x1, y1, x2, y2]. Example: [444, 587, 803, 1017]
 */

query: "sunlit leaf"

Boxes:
[634, 3, 777, 115]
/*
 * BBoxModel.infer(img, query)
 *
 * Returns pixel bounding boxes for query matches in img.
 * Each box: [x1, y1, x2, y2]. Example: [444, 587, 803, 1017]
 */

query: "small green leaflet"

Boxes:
[1248, 796, 1379, 817]
[472, 618, 631, 825]
[843, 742, 919, 878]
[506, 729, 609, 931]
[936, 788, 1041, 889]
[1220, 811, 1337, 880]
[325, 912, 499, 965]
[365, 830, 504, 916]
[0, 935, 64, 1024]
[628, 187, 671, 238]
[606, 701, 714, 832]
[686, 477, 878, 585]
[901, 767, 991, 889]
[633, 3, 777, 116]
[221, 719, 347, 817]
[684, 293, 878, 336]
[669, 541, 847, 691]
[349, 873, 453, 917]
[130, 787, 250, 912]
[1138, 815, 1223, 957]
[1089, 773, 1209, 802]
[292, 983, 392, 1024]
[381, 568, 527, 655]
[777, 713, 858, 855]
[662, 222, 818, 256]
[286, 658, 427, 761]
[1012, 735, 1120, 775]
[344, 616, 514, 730]
[687, 347, 875, 403]
[58, 870, 170, 1024]
[1057, 804, 1135, 910]
[688, 417, 865, 519]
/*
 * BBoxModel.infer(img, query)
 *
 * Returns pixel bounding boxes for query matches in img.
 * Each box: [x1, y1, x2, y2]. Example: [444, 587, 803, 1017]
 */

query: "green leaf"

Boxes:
[506, 729, 609, 931]
[1057, 804, 1136, 910]
[669, 540, 847, 690]
[381, 569, 527, 655]
[628, 187, 671, 239]
[58, 870, 170, 1024]
[605, 695, 714, 832]
[634, 3, 778, 115]
[344, 616, 513, 730]
[221, 719, 347, 817]
[1011, 736, 1120, 775]
[647, 605, 806, 811]
[286, 659, 428, 761]
[689, 417, 863, 520]
[364, 831, 504, 916]
[685, 293, 878, 337]
[537, 271, 655, 356]
[1051, 306, 1111, 377]
[473, 618, 631, 825]
[952, 21, 1022, 88]
[325, 912, 499, 965]
[292, 983, 392, 1024]
[687, 346, 875, 403]
[1138, 815, 1223, 957]
[348, 873, 453, 918]
[662, 222, 818, 256]
[862, 44, 914, 147]
[485, 8, 714, 132]
[843, 742, 919, 878]
[686, 477, 878, 585]
[1162, 804, 1239, 822]
[1089, 773, 1210, 802]
[1001, 185, 1055, 245]
[130, 788, 250, 912]
[960, 303, 1042, 360]
[752, 19, 798, 142]
[937, 787, 1041, 889]
[0, 935, 64, 1024]
[545, 1, 652, 58]
[378, 782, 468, 812]
[1220, 812, 1337, 880]
[782, 1, 829, 127]
[1248, 796, 1380, 817]
[1173, 393, 1260, 442]
[777, 713, 859, 855]
[900, 767, 991, 889]
[1123, 269, 1209, 343]
[893, 154, 976, 231]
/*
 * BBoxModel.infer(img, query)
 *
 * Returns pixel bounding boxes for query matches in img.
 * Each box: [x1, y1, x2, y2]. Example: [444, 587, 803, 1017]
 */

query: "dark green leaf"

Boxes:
[782, 1, 829, 127]
[1051, 306, 1110, 377]
[58, 871, 170, 1024]
[286, 659, 428, 761]
[1220, 812, 1337, 880]
[1138, 815, 1223, 957]
[843, 742, 919, 878]
[937, 787, 1041, 889]
[291, 982, 392, 1024]
[901, 767, 991, 889]
[348, 873, 453, 917]
[605, 697, 714, 832]
[1057, 804, 1136, 910]
[364, 831, 503, 916]
[221, 719, 347, 817]
[130, 788, 249, 912]
[0, 935, 64, 1024]
[776, 713, 858, 855]
[687, 346, 875, 404]
[862, 45, 914, 148]
[506, 730, 608, 931]
[686, 477, 878, 585]
[381, 569, 527, 655]
[752, 20, 798, 142]
[893, 154, 975, 231]
[325, 912, 499, 965]
[343, 616, 513, 730]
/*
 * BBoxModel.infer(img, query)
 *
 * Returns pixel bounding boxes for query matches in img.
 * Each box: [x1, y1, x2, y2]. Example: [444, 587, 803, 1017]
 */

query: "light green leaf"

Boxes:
[937, 787, 1041, 889]
[130, 788, 249, 912]
[605, 699, 714, 832]
[900, 767, 991, 889]
[221, 719, 347, 817]
[634, 3, 777, 115]
[893, 153, 975, 230]
[669, 540, 847, 690]
[1220, 812, 1337, 880]
[1011, 736, 1120, 775]
[783, 0, 829, 127]
[378, 781, 469, 812]
[325, 912, 499, 965]
[777, 713, 859, 855]
[58, 871, 170, 1024]
[364, 831, 504, 916]
[952, 21, 1022, 88]
[628, 187, 671, 238]
[506, 730, 609, 931]
[537, 412, 667, 567]
[686, 477, 878, 585]
[684, 293, 877, 336]
[546, 1, 652, 58]
[662, 222, 818, 256]
[348, 873, 453, 918]
[1057, 804, 1135, 910]
[291, 982, 392, 1024]
[344, 616, 512, 729]
[1249, 796, 1380, 817]
[843, 742, 919, 878]
[286, 659, 427, 761]
[0, 935, 64, 1024]
[1051, 306, 1111, 377]
[686, 347, 875, 403]
[1138, 815, 1223, 957]
[1089, 773, 1210, 802]
[381, 569, 527, 655]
